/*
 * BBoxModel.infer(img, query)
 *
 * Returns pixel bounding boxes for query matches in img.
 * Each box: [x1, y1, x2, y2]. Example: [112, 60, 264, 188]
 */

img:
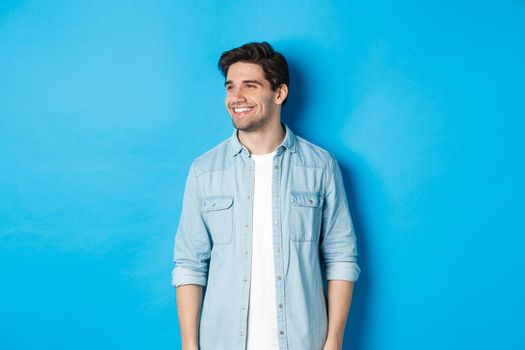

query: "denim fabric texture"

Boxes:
[172, 124, 360, 350]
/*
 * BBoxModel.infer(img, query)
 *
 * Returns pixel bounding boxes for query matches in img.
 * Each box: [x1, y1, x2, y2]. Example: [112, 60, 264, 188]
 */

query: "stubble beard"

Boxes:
[231, 113, 271, 133]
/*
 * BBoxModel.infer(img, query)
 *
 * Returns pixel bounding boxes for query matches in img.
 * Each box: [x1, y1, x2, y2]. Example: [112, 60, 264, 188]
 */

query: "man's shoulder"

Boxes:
[294, 135, 336, 170]
[190, 137, 232, 177]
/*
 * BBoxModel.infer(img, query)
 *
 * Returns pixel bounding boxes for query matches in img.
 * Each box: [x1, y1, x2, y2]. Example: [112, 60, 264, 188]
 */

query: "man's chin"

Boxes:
[232, 119, 256, 132]
[231, 117, 268, 133]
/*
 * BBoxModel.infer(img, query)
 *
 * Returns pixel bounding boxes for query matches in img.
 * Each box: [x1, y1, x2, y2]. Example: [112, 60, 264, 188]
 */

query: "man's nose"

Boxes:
[231, 87, 246, 102]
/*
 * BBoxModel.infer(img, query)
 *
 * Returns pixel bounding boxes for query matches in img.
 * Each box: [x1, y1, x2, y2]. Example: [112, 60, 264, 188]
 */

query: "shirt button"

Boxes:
[274, 165, 279, 169]
[276, 276, 282, 281]
[273, 192, 278, 197]
[273, 220, 278, 225]
[279, 304, 283, 308]
[279, 330, 284, 335]
[244, 279, 248, 282]
[240, 331, 244, 336]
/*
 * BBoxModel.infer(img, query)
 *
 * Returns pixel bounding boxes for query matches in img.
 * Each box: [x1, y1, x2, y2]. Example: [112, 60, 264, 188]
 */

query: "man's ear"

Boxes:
[274, 84, 288, 105]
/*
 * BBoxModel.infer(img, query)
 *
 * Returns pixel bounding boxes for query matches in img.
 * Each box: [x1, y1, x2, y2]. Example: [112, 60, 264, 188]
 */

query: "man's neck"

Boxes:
[237, 119, 285, 155]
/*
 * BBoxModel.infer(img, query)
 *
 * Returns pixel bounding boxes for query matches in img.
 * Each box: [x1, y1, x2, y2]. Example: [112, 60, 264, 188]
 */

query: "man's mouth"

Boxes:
[232, 106, 254, 114]
[230, 105, 255, 118]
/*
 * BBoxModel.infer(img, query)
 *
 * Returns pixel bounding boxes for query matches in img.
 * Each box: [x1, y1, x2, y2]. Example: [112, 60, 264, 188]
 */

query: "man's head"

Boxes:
[218, 42, 289, 132]
[218, 42, 289, 97]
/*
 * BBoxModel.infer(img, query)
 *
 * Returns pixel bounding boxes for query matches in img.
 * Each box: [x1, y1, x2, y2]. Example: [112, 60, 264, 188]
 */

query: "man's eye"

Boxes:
[246, 84, 256, 88]
[226, 85, 233, 91]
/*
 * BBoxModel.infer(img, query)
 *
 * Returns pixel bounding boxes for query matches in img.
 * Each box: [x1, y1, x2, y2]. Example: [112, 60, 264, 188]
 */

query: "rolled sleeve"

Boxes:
[324, 261, 361, 282]
[172, 266, 208, 287]
[320, 156, 361, 282]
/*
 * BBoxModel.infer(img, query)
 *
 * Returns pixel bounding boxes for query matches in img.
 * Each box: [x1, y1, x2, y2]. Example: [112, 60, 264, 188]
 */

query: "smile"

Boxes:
[233, 106, 254, 113]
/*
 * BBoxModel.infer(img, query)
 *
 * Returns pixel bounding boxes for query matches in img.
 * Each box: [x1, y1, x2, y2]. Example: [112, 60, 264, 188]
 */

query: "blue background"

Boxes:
[1, 1, 524, 349]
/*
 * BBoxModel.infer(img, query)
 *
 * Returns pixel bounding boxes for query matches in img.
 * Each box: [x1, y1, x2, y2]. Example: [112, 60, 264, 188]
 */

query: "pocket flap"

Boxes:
[291, 192, 323, 207]
[203, 195, 234, 211]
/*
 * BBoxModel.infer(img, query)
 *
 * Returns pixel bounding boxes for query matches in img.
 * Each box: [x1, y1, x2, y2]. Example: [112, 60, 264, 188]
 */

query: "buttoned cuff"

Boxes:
[325, 262, 361, 282]
[172, 266, 208, 287]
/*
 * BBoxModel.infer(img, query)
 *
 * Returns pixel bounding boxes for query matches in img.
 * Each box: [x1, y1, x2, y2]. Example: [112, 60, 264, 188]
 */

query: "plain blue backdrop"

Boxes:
[1, 1, 524, 349]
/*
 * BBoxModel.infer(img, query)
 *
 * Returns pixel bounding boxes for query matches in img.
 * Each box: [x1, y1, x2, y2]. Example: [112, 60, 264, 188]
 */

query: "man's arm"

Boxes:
[172, 162, 211, 349]
[323, 280, 354, 350]
[176, 284, 203, 350]
[320, 155, 360, 349]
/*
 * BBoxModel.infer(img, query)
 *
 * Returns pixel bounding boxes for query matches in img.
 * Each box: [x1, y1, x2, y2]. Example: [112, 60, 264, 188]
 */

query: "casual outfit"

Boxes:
[172, 124, 360, 350]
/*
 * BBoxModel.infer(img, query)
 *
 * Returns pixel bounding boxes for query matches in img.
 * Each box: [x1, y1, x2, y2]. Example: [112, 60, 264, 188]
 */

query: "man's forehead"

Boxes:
[226, 62, 266, 80]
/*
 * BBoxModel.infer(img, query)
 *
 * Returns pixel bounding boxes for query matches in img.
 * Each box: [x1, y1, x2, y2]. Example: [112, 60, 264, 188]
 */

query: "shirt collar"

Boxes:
[229, 123, 297, 157]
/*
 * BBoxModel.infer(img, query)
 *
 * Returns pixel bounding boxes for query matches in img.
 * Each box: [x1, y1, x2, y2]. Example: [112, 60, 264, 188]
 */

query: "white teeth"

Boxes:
[234, 107, 252, 113]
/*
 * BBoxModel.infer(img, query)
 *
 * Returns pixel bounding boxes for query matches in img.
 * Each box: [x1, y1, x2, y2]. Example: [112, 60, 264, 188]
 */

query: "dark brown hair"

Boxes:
[218, 42, 289, 102]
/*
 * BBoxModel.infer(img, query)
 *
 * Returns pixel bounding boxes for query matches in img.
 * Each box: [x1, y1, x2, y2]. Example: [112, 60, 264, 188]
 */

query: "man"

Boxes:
[172, 42, 360, 350]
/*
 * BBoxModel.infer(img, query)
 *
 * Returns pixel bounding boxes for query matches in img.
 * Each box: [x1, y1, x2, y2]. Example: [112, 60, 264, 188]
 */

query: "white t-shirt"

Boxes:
[246, 151, 279, 350]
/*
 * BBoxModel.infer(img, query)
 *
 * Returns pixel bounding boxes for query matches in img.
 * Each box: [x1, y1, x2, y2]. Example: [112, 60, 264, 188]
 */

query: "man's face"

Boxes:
[224, 62, 282, 132]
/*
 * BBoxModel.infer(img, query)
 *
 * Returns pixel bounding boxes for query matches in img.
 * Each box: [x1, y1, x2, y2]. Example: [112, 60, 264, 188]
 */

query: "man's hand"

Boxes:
[181, 346, 199, 350]
[182, 346, 198, 350]
[323, 337, 343, 350]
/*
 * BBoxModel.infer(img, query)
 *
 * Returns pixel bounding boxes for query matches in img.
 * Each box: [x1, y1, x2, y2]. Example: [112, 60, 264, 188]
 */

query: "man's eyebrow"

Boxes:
[243, 80, 263, 85]
[224, 79, 264, 86]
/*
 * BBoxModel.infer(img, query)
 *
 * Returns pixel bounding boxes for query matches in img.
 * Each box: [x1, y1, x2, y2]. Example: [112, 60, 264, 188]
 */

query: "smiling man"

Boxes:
[172, 42, 360, 350]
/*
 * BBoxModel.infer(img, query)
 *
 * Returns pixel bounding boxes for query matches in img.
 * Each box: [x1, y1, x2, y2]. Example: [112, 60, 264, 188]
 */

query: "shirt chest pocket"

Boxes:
[290, 191, 323, 242]
[203, 195, 234, 245]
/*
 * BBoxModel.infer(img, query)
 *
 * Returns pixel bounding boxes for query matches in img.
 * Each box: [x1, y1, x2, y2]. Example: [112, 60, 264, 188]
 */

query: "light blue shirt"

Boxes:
[172, 124, 360, 350]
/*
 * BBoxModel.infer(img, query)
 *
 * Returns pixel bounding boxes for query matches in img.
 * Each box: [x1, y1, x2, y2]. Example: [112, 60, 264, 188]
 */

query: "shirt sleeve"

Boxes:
[319, 155, 361, 282]
[172, 162, 211, 287]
